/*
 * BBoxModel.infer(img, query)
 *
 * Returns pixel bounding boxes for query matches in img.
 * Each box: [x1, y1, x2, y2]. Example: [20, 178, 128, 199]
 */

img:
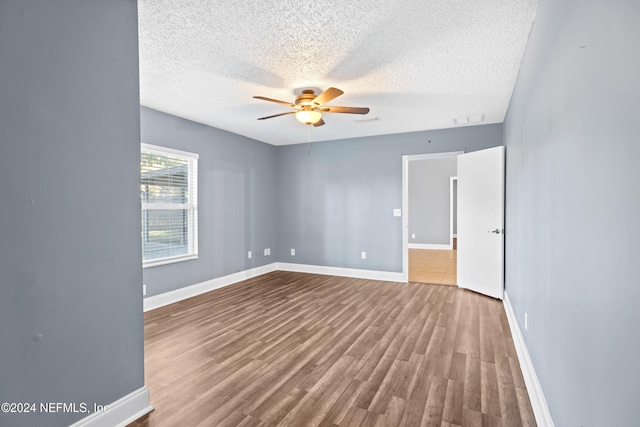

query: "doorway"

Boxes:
[402, 151, 463, 283]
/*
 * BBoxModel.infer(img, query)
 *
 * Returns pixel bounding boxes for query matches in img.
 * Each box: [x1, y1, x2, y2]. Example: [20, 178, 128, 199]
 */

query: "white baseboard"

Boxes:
[408, 243, 453, 250]
[143, 263, 278, 312]
[69, 386, 152, 427]
[503, 291, 554, 427]
[144, 262, 405, 313]
[276, 262, 405, 283]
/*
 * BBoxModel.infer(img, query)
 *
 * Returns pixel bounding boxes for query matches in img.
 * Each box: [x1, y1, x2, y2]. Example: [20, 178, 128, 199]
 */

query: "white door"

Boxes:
[457, 146, 505, 299]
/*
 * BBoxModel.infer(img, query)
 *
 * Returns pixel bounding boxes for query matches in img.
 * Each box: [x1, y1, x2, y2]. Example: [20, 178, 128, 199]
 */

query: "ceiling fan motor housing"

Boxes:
[295, 90, 317, 107]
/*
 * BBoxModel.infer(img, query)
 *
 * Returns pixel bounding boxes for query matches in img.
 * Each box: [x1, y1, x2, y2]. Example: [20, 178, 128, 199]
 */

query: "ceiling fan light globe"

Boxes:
[295, 110, 322, 125]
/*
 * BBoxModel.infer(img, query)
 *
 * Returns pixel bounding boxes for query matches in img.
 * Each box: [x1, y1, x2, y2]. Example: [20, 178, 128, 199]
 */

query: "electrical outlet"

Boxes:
[267, 248, 270, 255]
[143, 284, 146, 296]
[291, 248, 295, 256]
[412, 233, 416, 239]
[361, 251, 367, 259]
[525, 312, 528, 331]
[393, 208, 402, 217]
[264, 248, 270, 256]
[248, 251, 252, 259]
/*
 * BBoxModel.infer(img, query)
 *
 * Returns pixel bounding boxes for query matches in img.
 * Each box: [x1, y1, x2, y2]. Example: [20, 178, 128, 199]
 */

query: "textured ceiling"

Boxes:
[138, 0, 538, 146]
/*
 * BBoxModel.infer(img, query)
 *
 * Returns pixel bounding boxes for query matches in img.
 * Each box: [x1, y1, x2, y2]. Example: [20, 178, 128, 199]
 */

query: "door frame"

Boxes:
[402, 151, 464, 282]
[450, 176, 458, 249]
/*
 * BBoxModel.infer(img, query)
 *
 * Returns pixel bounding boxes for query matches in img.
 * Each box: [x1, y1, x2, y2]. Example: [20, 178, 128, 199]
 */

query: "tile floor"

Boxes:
[408, 247, 457, 286]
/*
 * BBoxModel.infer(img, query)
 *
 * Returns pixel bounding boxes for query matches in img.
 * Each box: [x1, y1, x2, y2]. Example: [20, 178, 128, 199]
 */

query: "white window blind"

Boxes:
[141, 144, 198, 267]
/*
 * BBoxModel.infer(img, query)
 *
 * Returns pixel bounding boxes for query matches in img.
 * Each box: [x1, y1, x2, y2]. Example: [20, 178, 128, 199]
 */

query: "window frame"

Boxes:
[141, 143, 199, 268]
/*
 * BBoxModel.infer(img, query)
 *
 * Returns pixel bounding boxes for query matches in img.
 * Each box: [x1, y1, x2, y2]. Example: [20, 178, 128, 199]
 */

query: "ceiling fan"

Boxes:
[253, 87, 369, 126]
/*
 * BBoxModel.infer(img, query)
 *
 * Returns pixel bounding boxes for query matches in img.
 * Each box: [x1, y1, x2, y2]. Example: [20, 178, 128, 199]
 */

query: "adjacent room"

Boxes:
[407, 155, 459, 286]
[2, 1, 639, 427]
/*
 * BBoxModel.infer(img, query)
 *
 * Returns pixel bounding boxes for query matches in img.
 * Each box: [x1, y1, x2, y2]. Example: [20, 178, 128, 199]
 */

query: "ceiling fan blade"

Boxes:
[253, 96, 296, 107]
[321, 106, 370, 114]
[313, 118, 325, 127]
[312, 87, 344, 106]
[257, 111, 296, 120]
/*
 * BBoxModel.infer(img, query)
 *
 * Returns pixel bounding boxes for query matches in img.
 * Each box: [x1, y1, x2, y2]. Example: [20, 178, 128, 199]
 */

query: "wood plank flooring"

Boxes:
[129, 271, 535, 427]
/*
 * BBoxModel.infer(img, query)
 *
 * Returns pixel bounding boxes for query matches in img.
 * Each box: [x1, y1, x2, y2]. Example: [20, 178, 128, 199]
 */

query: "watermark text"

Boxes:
[1, 402, 109, 414]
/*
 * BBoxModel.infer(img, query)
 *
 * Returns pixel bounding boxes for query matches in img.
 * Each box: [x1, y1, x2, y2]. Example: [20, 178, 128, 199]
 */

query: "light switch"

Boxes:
[393, 209, 402, 217]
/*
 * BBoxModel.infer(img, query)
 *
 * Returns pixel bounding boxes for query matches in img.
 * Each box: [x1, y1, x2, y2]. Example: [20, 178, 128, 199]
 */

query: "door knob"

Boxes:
[488, 229, 503, 234]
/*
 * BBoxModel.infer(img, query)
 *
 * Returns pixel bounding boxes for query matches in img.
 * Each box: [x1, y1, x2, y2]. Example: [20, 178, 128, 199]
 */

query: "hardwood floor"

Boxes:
[129, 271, 535, 427]
[409, 249, 457, 286]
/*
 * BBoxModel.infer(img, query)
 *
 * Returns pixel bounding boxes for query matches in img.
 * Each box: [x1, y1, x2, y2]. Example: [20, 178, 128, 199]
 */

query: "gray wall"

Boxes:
[140, 107, 278, 297]
[0, 1, 144, 427]
[408, 158, 457, 245]
[503, 0, 640, 424]
[277, 124, 502, 272]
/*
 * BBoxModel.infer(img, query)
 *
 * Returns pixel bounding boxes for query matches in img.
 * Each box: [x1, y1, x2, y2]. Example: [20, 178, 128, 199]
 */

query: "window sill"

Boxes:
[143, 254, 199, 269]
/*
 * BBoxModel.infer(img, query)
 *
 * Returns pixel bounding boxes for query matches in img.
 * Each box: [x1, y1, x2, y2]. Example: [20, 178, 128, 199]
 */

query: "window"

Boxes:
[141, 144, 198, 267]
